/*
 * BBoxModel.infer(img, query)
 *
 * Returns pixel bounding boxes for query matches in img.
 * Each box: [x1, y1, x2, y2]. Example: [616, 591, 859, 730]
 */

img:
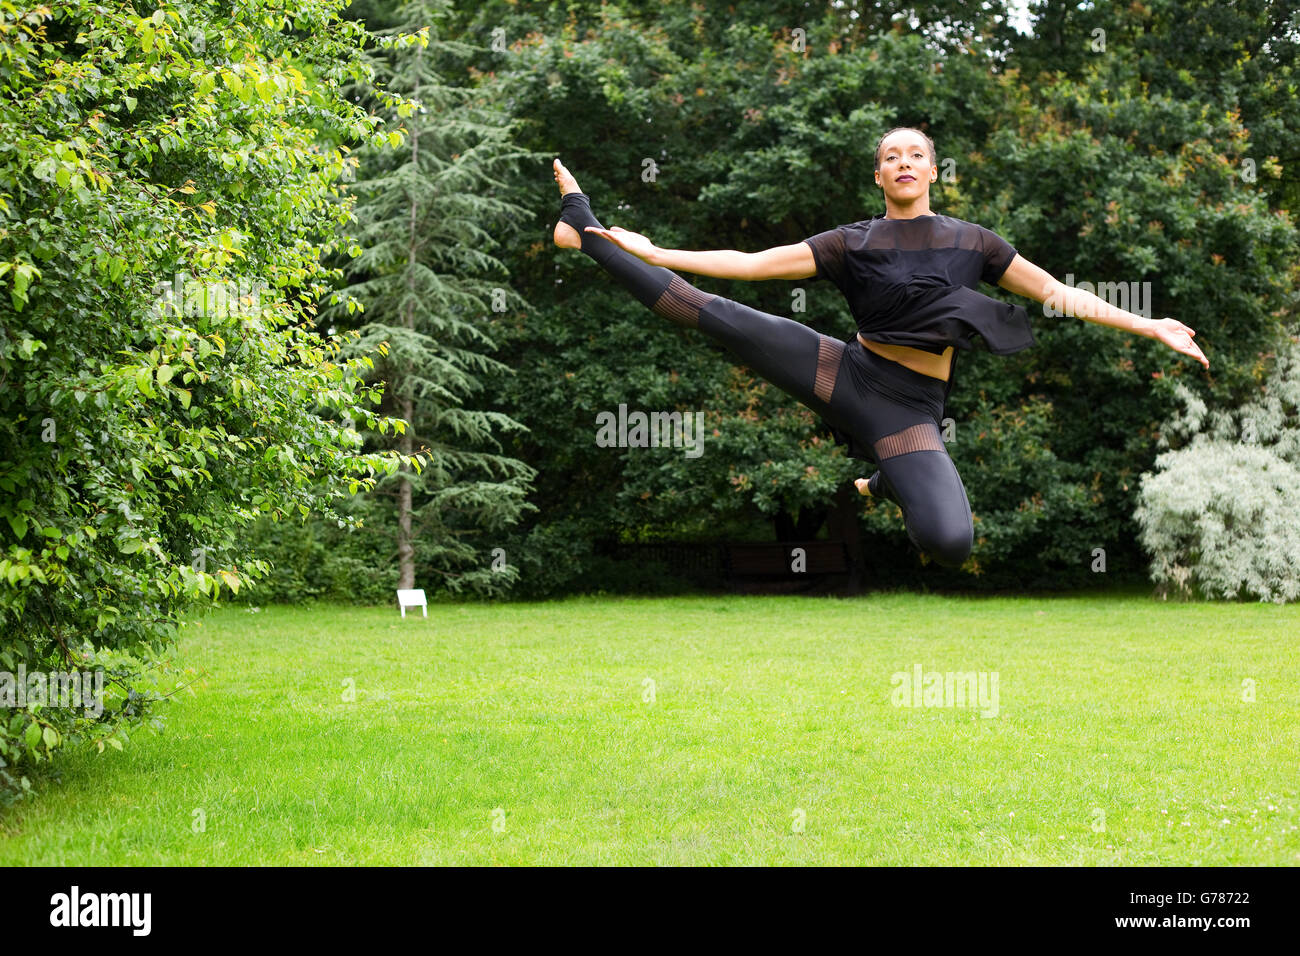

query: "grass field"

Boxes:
[2, 590, 1298, 865]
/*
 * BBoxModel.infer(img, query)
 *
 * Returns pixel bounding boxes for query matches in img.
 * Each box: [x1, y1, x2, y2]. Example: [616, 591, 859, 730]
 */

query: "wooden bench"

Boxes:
[724, 541, 849, 578]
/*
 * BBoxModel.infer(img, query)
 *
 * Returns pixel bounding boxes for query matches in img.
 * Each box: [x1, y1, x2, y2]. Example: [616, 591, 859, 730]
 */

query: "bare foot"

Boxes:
[553, 158, 582, 249]
[855, 477, 873, 496]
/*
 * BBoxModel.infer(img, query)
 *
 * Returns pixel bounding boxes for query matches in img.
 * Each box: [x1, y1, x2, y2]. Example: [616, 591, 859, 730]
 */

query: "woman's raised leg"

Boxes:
[553, 180, 841, 417]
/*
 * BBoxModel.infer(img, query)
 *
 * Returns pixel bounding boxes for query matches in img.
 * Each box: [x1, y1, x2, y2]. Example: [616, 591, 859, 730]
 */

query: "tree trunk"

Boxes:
[397, 64, 421, 592]
[826, 481, 866, 594]
[397, 395, 415, 589]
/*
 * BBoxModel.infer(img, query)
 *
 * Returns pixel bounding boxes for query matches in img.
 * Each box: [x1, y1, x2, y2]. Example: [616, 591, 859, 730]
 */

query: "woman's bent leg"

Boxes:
[871, 429, 974, 569]
[823, 349, 974, 569]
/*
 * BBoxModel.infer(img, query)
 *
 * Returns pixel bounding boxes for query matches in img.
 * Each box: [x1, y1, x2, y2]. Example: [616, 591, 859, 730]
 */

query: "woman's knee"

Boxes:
[920, 515, 972, 567]
[932, 526, 973, 568]
[908, 512, 973, 568]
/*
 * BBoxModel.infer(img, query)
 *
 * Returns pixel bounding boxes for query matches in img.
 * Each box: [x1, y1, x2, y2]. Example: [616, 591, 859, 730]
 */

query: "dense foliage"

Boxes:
[0, 0, 418, 800]
[442, 1, 1298, 595]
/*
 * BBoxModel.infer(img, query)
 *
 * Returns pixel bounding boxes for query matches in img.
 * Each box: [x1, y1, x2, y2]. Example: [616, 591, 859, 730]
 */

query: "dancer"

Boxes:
[552, 128, 1208, 568]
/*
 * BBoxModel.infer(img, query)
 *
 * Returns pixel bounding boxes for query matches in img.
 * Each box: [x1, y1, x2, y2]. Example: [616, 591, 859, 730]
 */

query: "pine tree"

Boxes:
[334, 0, 539, 594]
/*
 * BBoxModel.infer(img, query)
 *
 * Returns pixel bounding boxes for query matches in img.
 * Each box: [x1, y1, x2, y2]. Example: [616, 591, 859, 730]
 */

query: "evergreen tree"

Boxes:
[333, 0, 539, 594]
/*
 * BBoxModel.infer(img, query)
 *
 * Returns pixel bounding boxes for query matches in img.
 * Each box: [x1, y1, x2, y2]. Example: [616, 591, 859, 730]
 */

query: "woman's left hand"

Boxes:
[1148, 317, 1209, 370]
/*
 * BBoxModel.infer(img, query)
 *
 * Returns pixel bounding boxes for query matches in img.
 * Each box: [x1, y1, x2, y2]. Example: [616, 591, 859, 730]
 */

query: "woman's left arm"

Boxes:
[997, 254, 1209, 370]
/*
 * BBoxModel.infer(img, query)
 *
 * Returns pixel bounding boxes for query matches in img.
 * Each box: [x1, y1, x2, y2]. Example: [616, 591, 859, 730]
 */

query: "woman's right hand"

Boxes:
[1147, 316, 1209, 370]
[584, 225, 658, 263]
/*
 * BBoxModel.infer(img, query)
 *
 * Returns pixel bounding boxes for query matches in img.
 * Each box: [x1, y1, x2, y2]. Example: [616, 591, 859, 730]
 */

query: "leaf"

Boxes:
[25, 723, 40, 751]
[107, 737, 124, 751]
[157, 364, 174, 385]
[124, 95, 137, 113]
[119, 536, 145, 554]
[43, 725, 58, 749]
[55, 166, 71, 188]
[6, 514, 27, 540]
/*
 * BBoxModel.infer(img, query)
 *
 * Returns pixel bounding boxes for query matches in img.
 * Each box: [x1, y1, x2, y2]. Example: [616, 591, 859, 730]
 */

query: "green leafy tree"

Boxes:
[0, 1, 417, 801]
[472, 2, 1296, 593]
[1014, 0, 1299, 212]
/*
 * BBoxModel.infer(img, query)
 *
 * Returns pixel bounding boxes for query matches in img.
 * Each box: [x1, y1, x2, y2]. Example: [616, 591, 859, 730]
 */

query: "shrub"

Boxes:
[1135, 330, 1300, 602]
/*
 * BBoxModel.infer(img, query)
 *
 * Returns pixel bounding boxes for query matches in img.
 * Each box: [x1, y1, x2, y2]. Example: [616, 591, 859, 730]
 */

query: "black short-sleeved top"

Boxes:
[802, 214, 1034, 357]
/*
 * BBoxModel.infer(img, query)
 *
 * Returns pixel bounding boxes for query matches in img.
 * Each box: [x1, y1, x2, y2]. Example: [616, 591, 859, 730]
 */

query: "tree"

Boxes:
[331, 0, 538, 595]
[0, 0, 414, 800]
[1015, 0, 1300, 212]
[470, 1, 1297, 593]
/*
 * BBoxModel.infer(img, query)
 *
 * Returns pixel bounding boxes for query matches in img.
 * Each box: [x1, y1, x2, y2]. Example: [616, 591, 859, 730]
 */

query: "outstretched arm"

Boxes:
[581, 225, 817, 281]
[998, 254, 1209, 370]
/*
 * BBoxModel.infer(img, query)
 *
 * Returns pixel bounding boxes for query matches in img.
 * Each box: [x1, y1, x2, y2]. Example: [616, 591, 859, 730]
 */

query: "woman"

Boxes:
[551, 127, 1209, 569]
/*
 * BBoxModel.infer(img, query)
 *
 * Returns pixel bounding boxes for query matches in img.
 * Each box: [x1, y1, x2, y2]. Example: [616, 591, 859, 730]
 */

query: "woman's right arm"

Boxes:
[582, 225, 818, 280]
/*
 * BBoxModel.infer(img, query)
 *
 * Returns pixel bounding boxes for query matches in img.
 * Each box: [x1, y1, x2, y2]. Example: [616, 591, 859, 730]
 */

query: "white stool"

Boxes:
[396, 588, 427, 618]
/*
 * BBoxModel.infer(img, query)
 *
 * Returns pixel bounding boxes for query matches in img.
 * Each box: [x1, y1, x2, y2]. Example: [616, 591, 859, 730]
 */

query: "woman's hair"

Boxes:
[874, 127, 937, 172]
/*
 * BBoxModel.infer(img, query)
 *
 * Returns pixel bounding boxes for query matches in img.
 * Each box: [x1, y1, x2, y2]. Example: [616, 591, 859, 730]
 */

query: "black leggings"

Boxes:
[559, 192, 974, 569]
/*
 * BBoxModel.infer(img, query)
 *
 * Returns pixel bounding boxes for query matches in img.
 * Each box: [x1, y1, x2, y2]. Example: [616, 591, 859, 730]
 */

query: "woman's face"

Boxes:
[874, 131, 937, 203]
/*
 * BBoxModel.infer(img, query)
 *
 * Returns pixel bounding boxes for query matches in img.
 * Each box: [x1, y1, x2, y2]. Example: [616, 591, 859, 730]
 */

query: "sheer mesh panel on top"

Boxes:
[859, 217, 1016, 283]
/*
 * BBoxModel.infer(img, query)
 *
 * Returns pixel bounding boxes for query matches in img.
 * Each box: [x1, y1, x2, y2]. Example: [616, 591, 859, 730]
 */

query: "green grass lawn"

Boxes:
[2, 590, 1298, 865]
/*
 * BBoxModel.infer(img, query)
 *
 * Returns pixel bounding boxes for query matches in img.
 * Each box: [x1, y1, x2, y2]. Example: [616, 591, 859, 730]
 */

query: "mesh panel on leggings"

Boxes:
[872, 421, 946, 460]
[652, 275, 717, 329]
[813, 335, 844, 402]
